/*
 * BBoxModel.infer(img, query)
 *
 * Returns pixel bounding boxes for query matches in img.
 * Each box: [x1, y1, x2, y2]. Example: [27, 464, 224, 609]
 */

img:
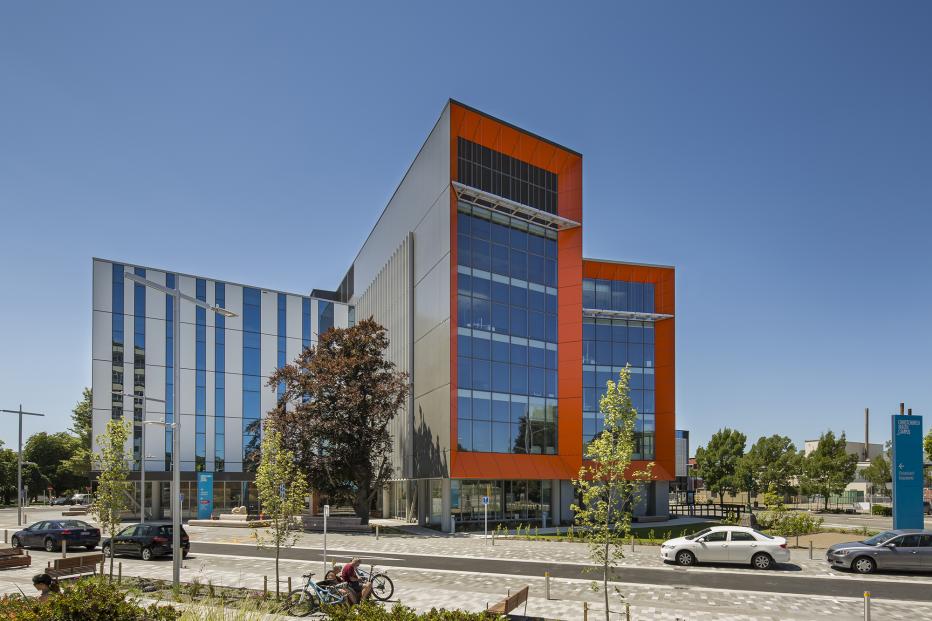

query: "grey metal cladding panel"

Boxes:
[353, 105, 450, 297]
[413, 386, 451, 479]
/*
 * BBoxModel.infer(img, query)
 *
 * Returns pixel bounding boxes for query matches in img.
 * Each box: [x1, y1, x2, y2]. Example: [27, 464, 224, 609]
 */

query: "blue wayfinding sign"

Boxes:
[891, 415, 924, 530]
[197, 473, 214, 520]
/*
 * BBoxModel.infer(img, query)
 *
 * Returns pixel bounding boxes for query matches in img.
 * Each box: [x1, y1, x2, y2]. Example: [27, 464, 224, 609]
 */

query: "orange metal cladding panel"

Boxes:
[582, 260, 676, 481]
[449, 101, 584, 480]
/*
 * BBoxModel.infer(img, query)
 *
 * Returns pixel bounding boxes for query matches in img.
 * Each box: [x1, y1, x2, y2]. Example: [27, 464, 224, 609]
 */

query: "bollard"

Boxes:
[631, 535, 635, 552]
[288, 576, 292, 593]
[62, 539, 66, 559]
[809, 540, 813, 560]
[118, 562, 122, 584]
[3, 529, 6, 544]
[263, 575, 268, 597]
[376, 525, 380, 540]
[491, 529, 495, 546]
[583, 601, 589, 621]
[864, 591, 870, 621]
[544, 572, 550, 600]
[626, 602, 631, 621]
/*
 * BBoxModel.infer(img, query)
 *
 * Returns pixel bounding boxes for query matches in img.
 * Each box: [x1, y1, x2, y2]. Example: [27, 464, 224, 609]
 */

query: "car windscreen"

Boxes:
[684, 528, 712, 541]
[862, 531, 898, 546]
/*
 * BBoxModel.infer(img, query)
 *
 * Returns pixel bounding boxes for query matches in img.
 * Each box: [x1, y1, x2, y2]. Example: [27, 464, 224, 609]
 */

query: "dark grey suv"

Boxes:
[826, 529, 932, 573]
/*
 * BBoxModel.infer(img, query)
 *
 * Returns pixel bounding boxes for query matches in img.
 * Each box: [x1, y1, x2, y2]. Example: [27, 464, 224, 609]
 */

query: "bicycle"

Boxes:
[285, 572, 348, 617]
[357, 565, 394, 601]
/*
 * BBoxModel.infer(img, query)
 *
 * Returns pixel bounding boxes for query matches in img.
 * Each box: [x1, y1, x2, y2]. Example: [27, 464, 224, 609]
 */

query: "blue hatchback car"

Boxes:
[12, 519, 101, 552]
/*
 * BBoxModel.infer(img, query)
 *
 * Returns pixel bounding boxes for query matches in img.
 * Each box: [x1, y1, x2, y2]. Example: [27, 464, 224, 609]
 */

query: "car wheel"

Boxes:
[752, 552, 774, 570]
[853, 556, 876, 574]
[44, 538, 57, 553]
[102, 544, 112, 558]
[676, 550, 696, 566]
[10, 536, 21, 549]
[141, 547, 153, 561]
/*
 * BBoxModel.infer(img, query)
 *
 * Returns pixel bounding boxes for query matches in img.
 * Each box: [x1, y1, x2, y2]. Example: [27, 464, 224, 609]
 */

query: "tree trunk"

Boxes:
[823, 492, 829, 511]
[355, 484, 370, 525]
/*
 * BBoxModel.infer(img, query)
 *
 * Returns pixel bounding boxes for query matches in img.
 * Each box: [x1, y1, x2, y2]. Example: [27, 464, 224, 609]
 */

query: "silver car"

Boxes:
[826, 529, 932, 573]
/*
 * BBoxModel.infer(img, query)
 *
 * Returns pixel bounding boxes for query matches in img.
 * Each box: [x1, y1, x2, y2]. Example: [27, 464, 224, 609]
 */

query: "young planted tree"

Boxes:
[254, 428, 309, 598]
[800, 431, 858, 510]
[694, 428, 746, 511]
[267, 318, 408, 524]
[64, 388, 94, 485]
[735, 435, 802, 504]
[93, 419, 132, 581]
[572, 367, 653, 621]
[861, 453, 892, 499]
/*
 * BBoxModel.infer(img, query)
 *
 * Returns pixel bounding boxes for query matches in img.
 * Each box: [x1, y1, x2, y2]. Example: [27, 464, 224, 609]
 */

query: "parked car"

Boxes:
[660, 525, 790, 570]
[69, 493, 92, 506]
[826, 529, 932, 573]
[11, 520, 100, 552]
[50, 496, 71, 506]
[102, 524, 190, 561]
[924, 501, 932, 516]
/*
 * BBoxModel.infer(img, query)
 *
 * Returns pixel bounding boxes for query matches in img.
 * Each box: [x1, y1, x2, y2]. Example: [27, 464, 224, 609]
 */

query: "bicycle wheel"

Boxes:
[285, 588, 319, 617]
[369, 573, 394, 601]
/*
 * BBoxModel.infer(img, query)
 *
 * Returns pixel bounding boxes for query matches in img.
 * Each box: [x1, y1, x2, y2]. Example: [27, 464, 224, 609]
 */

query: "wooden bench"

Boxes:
[46, 553, 103, 581]
[0, 548, 31, 570]
[488, 585, 529, 616]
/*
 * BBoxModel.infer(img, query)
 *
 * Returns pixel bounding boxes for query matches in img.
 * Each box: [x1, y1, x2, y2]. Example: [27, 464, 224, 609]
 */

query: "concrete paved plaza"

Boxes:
[1, 507, 930, 620]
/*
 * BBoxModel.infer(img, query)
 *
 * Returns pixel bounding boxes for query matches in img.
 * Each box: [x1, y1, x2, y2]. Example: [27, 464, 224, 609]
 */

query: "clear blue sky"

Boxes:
[2, 1, 930, 455]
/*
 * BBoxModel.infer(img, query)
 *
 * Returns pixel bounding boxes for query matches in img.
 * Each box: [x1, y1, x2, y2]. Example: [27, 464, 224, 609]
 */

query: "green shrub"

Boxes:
[871, 505, 892, 516]
[326, 600, 503, 620]
[0, 578, 180, 621]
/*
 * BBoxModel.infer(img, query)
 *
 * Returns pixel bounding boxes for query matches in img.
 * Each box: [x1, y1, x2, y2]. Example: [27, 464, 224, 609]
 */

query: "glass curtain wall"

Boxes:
[456, 203, 558, 455]
[582, 299, 656, 459]
[451, 479, 552, 523]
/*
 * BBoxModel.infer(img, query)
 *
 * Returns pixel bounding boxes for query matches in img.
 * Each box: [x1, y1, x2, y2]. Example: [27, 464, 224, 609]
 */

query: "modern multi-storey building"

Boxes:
[91, 261, 352, 518]
[91, 99, 675, 526]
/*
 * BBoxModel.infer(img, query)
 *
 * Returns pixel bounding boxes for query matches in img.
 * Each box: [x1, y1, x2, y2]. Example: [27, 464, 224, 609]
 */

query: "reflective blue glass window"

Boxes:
[318, 301, 334, 335]
[215, 282, 226, 471]
[242, 287, 261, 472]
[455, 202, 558, 454]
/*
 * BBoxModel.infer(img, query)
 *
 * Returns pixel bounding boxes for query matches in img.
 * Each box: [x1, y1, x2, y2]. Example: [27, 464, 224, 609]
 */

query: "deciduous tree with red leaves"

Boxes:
[267, 318, 407, 524]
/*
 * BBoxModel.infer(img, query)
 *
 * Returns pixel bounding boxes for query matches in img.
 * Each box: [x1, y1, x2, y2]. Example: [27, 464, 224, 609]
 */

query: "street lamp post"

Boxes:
[0, 406, 46, 526]
[124, 271, 236, 588]
[113, 392, 165, 524]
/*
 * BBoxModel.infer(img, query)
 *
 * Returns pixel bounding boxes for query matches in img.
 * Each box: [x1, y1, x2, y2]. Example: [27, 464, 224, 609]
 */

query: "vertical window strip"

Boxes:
[195, 279, 207, 471]
[242, 287, 261, 472]
[111, 264, 125, 421]
[277, 293, 286, 400]
[301, 298, 311, 348]
[318, 301, 333, 335]
[132, 267, 146, 469]
[165, 273, 175, 470]
[214, 282, 226, 472]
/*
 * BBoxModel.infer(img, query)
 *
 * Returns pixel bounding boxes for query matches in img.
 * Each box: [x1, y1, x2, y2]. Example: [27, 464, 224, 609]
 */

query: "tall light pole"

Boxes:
[124, 272, 236, 587]
[0, 406, 45, 526]
[113, 392, 165, 524]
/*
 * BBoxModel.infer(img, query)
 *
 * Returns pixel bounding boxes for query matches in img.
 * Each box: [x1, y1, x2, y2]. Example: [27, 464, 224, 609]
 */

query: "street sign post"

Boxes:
[891, 414, 924, 529]
[482, 495, 489, 542]
[323, 504, 330, 574]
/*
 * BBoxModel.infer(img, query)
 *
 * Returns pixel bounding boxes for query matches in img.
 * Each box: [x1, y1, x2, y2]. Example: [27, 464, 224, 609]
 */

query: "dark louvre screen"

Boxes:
[457, 137, 558, 214]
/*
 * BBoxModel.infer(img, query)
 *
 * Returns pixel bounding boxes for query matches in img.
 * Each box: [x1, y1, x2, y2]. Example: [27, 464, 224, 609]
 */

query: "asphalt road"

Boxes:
[190, 542, 930, 603]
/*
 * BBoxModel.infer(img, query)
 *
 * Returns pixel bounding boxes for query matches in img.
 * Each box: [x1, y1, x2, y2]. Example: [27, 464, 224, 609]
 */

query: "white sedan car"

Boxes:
[660, 526, 790, 570]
